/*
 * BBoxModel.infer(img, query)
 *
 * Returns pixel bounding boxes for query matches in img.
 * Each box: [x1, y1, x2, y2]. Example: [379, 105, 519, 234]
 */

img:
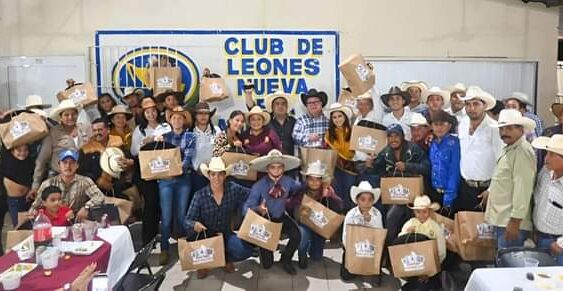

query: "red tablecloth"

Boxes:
[0, 239, 111, 291]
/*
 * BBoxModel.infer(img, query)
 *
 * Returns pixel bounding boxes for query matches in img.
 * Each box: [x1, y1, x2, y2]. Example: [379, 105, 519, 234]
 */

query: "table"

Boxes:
[465, 266, 563, 291]
[96, 226, 135, 287]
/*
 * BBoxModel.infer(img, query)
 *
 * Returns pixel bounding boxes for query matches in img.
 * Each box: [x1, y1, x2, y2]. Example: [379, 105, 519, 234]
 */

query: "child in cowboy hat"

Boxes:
[286, 160, 343, 269]
[340, 181, 384, 281]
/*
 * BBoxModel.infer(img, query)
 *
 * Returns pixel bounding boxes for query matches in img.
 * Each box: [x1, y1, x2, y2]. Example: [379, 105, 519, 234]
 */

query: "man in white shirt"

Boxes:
[446, 83, 468, 123]
[456, 86, 503, 212]
[381, 86, 413, 140]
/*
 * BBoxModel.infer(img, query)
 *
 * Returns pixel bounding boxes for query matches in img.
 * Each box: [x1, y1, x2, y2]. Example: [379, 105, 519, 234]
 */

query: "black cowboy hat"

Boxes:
[380, 86, 411, 108]
[190, 102, 217, 117]
[155, 89, 184, 105]
[430, 110, 457, 127]
[300, 88, 328, 107]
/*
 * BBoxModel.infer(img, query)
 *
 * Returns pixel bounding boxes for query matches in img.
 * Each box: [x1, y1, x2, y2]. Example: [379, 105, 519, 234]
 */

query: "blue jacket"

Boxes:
[429, 134, 461, 207]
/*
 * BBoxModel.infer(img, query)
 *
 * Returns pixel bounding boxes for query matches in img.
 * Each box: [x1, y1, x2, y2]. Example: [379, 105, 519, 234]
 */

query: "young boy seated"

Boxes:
[340, 181, 384, 281]
[39, 185, 74, 226]
[399, 195, 446, 290]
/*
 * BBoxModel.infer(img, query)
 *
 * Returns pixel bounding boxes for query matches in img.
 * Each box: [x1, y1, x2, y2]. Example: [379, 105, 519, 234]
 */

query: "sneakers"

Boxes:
[159, 251, 169, 266]
[282, 260, 297, 275]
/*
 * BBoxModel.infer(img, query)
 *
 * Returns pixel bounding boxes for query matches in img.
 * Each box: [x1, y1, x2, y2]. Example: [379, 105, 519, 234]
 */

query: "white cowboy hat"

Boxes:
[245, 106, 271, 125]
[409, 112, 429, 127]
[356, 91, 373, 100]
[408, 195, 440, 211]
[301, 160, 327, 178]
[24, 95, 51, 109]
[350, 181, 381, 204]
[100, 147, 126, 178]
[123, 87, 144, 99]
[324, 103, 353, 123]
[422, 86, 451, 107]
[108, 104, 133, 120]
[264, 90, 293, 113]
[446, 83, 467, 94]
[532, 134, 563, 156]
[461, 86, 497, 111]
[503, 92, 532, 106]
[493, 109, 536, 131]
[50, 99, 81, 121]
[250, 149, 301, 172]
[200, 157, 232, 179]
[400, 80, 429, 92]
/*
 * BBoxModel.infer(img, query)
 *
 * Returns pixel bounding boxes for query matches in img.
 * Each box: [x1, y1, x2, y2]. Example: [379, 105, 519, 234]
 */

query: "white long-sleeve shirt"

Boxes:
[342, 206, 383, 248]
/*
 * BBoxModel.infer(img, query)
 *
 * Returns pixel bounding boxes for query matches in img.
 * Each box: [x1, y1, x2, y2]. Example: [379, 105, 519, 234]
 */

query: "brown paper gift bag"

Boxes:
[433, 213, 458, 253]
[149, 67, 182, 96]
[105, 196, 133, 224]
[349, 126, 387, 155]
[299, 195, 344, 240]
[338, 54, 376, 96]
[200, 76, 229, 102]
[178, 233, 226, 271]
[139, 147, 183, 180]
[221, 152, 258, 181]
[300, 147, 337, 179]
[453, 213, 496, 261]
[338, 89, 356, 109]
[56, 82, 97, 106]
[0, 112, 48, 149]
[237, 210, 282, 252]
[345, 225, 387, 275]
[380, 176, 423, 205]
[6, 230, 32, 250]
[456, 211, 495, 247]
[389, 239, 441, 278]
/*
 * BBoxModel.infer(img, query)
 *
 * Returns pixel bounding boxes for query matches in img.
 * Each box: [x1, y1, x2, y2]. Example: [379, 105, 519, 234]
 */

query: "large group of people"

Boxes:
[1, 77, 562, 290]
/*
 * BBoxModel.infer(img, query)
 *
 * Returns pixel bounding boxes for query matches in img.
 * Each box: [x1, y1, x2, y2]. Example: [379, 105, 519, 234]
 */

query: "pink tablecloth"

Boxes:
[0, 239, 111, 291]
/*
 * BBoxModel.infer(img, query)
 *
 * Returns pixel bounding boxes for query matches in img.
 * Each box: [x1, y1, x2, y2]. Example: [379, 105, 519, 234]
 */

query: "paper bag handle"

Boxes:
[195, 229, 208, 241]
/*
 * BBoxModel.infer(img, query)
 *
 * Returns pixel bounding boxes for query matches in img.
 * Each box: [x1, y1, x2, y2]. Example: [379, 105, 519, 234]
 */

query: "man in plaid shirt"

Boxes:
[292, 89, 329, 149]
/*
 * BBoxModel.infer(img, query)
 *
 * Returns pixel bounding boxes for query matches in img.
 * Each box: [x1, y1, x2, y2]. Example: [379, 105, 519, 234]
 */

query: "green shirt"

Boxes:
[485, 136, 536, 231]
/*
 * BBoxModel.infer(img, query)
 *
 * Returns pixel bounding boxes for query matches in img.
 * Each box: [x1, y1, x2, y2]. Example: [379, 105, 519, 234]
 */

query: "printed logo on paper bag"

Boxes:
[190, 245, 215, 265]
[388, 184, 410, 200]
[355, 64, 370, 82]
[354, 239, 375, 258]
[358, 135, 377, 151]
[308, 210, 328, 228]
[441, 223, 452, 240]
[401, 252, 425, 272]
[68, 88, 87, 104]
[210, 83, 224, 95]
[10, 121, 31, 139]
[476, 223, 494, 240]
[232, 160, 250, 176]
[149, 157, 171, 173]
[249, 224, 271, 243]
[156, 76, 174, 89]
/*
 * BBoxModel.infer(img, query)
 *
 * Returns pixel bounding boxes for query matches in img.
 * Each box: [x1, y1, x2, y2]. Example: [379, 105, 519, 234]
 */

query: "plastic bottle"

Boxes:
[33, 209, 53, 247]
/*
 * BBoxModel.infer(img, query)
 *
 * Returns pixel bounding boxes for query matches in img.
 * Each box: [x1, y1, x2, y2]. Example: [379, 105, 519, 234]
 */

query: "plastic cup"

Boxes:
[524, 257, 539, 267]
[71, 224, 83, 242]
[40, 249, 59, 269]
[83, 221, 98, 241]
[1, 272, 21, 290]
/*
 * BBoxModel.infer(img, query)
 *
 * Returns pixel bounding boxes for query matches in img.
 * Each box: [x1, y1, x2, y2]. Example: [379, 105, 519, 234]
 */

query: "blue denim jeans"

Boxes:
[495, 226, 529, 249]
[332, 168, 357, 212]
[298, 224, 325, 260]
[536, 233, 563, 265]
[158, 173, 192, 251]
[6, 196, 28, 227]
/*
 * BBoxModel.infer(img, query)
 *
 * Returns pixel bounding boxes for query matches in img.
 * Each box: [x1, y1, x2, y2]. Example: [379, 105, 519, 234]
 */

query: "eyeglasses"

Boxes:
[306, 101, 322, 105]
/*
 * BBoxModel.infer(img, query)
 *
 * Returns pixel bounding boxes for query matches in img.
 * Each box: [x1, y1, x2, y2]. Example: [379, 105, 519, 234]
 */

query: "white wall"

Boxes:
[0, 0, 559, 121]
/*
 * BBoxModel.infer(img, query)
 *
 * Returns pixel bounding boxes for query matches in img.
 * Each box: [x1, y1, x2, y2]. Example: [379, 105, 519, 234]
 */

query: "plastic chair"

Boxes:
[115, 235, 161, 291]
[496, 247, 557, 267]
[138, 273, 165, 291]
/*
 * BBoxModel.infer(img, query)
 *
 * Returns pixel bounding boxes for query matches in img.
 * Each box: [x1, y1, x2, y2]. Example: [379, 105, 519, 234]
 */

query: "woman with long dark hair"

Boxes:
[213, 110, 245, 157]
[190, 102, 221, 193]
[107, 105, 133, 152]
[97, 93, 117, 119]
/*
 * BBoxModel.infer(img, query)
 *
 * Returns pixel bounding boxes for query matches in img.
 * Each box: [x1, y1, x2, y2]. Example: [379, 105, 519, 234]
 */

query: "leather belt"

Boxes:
[465, 179, 491, 188]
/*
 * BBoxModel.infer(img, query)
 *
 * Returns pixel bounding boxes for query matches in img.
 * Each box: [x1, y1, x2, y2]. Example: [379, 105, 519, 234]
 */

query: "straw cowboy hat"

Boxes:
[250, 149, 301, 172]
[301, 88, 328, 107]
[245, 106, 271, 125]
[50, 99, 81, 121]
[166, 106, 191, 123]
[325, 103, 353, 123]
[422, 86, 451, 106]
[350, 181, 381, 204]
[200, 157, 232, 179]
[301, 160, 327, 178]
[461, 86, 496, 111]
[108, 105, 133, 120]
[100, 147, 126, 178]
[409, 112, 429, 127]
[123, 87, 144, 99]
[493, 109, 536, 131]
[503, 92, 532, 106]
[408, 195, 440, 211]
[447, 83, 467, 94]
[380, 86, 411, 107]
[551, 103, 563, 118]
[155, 89, 184, 104]
[24, 95, 51, 109]
[400, 80, 429, 92]
[264, 90, 293, 113]
[356, 91, 373, 100]
[532, 134, 563, 156]
[193, 102, 217, 117]
[141, 97, 157, 110]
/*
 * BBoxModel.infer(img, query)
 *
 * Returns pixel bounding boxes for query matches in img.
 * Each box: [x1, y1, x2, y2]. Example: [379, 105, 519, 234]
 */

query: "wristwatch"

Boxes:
[63, 283, 71, 291]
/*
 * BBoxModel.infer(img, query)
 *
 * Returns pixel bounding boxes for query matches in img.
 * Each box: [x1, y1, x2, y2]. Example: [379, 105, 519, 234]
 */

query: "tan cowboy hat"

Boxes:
[324, 103, 353, 122]
[350, 181, 381, 204]
[141, 97, 157, 110]
[165, 106, 191, 125]
[155, 89, 184, 104]
[356, 91, 373, 100]
[409, 112, 429, 127]
[108, 105, 133, 120]
[408, 195, 440, 211]
[50, 99, 81, 121]
[24, 95, 51, 109]
[461, 86, 496, 111]
[245, 106, 271, 125]
[200, 157, 232, 179]
[493, 109, 536, 131]
[250, 149, 301, 172]
[503, 92, 532, 106]
[422, 86, 451, 106]
[446, 83, 467, 94]
[301, 160, 327, 178]
[264, 90, 293, 113]
[123, 87, 144, 99]
[551, 103, 563, 118]
[100, 147, 126, 178]
[400, 80, 429, 92]
[532, 134, 563, 156]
